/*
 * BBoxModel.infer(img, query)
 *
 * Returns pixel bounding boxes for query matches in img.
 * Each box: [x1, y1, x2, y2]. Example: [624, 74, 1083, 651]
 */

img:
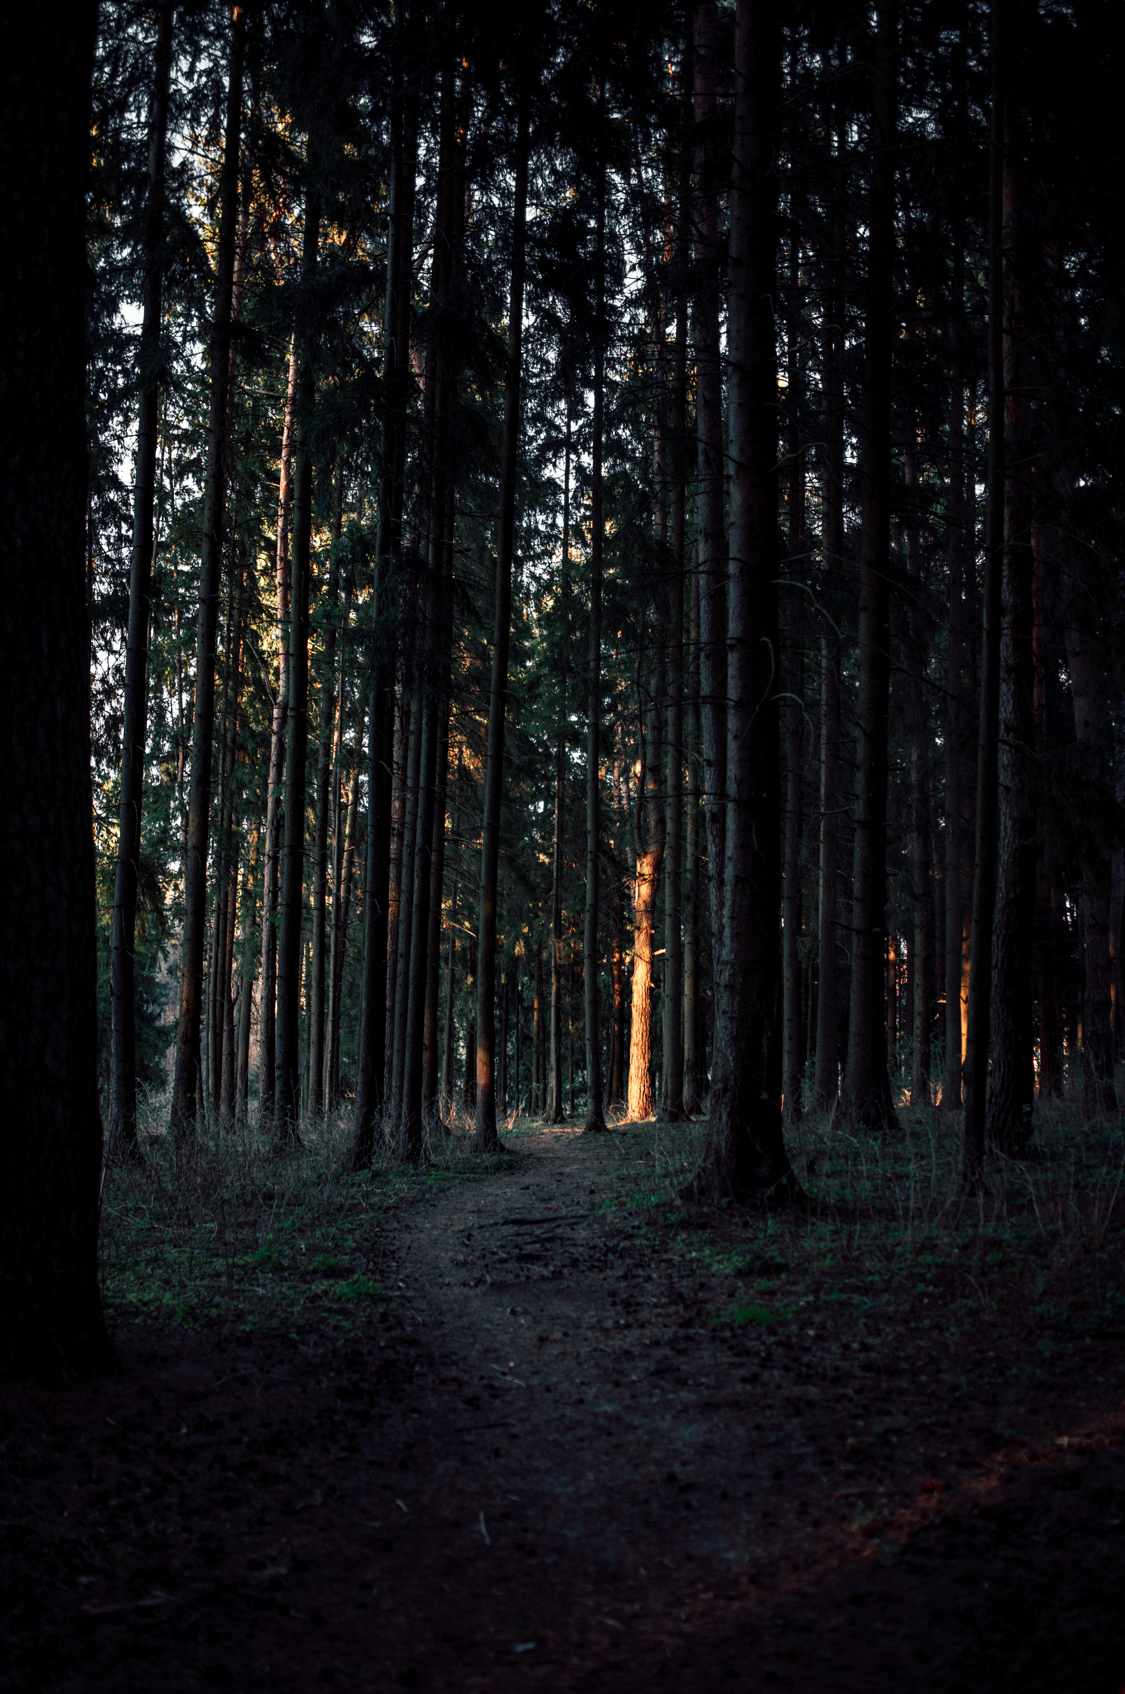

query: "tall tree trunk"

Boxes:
[682, 542, 703, 1115]
[962, 0, 1006, 1187]
[307, 478, 344, 1120]
[661, 147, 689, 1121]
[841, 0, 898, 1133]
[170, 5, 245, 1138]
[693, 0, 727, 1074]
[691, 0, 796, 1202]
[628, 615, 666, 1120]
[351, 66, 417, 1166]
[583, 138, 608, 1136]
[275, 188, 320, 1139]
[1032, 524, 1061, 1098]
[814, 133, 846, 1112]
[235, 812, 261, 1118]
[986, 52, 1037, 1156]
[259, 332, 298, 1131]
[1066, 575, 1118, 1116]
[109, 0, 173, 1160]
[474, 92, 529, 1151]
[782, 620, 803, 1126]
[327, 751, 359, 1111]
[901, 435, 933, 1109]
[942, 233, 968, 1109]
[0, 1, 117, 1373]
[546, 725, 566, 1122]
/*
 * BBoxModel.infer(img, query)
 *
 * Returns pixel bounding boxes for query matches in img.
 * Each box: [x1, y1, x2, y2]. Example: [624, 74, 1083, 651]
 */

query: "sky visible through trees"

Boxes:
[80, 0, 1125, 1201]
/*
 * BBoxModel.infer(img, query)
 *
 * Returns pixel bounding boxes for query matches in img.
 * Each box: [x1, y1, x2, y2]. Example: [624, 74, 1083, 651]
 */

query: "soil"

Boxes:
[3, 1123, 1125, 1692]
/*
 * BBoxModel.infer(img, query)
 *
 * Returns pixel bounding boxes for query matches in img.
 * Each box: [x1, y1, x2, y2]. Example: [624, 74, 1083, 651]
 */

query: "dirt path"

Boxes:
[4, 1126, 1125, 1691]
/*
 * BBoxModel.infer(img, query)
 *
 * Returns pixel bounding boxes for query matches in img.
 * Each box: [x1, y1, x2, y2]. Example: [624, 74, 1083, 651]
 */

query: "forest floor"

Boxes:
[4, 1109, 1125, 1692]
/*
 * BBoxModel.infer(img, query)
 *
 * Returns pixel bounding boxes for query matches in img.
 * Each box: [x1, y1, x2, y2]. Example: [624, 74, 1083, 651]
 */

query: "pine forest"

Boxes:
[3, 0, 1125, 1684]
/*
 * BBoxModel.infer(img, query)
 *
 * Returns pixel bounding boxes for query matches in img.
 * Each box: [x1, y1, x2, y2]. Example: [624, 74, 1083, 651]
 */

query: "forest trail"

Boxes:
[4, 1124, 1125, 1691]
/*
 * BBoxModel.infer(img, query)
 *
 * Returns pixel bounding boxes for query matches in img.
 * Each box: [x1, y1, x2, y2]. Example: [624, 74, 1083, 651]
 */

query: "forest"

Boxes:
[4, 0, 1125, 1686]
[70, 0, 1123, 1188]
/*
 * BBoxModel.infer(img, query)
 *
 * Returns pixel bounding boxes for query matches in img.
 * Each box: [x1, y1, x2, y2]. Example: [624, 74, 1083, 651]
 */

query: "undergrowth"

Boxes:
[611, 1094, 1125, 1346]
[97, 1093, 514, 1337]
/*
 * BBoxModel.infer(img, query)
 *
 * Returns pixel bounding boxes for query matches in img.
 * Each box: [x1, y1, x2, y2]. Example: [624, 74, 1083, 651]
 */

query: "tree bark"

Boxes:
[582, 131, 609, 1137]
[307, 479, 344, 1120]
[275, 187, 320, 1139]
[259, 332, 298, 1130]
[170, 4, 245, 1138]
[986, 50, 1037, 1156]
[691, 0, 796, 1203]
[962, 0, 1006, 1187]
[0, 2, 116, 1375]
[109, 0, 174, 1160]
[942, 233, 968, 1109]
[351, 64, 417, 1166]
[474, 91, 529, 1152]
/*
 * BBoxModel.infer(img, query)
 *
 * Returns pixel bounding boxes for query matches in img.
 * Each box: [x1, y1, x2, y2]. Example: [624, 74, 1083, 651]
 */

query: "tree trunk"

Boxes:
[1065, 569, 1118, 1116]
[259, 332, 298, 1131]
[235, 813, 261, 1119]
[170, 5, 245, 1138]
[0, 4, 117, 1374]
[474, 91, 529, 1153]
[583, 137, 608, 1137]
[307, 478, 344, 1120]
[691, 0, 796, 1203]
[275, 188, 320, 1140]
[841, 0, 898, 1134]
[351, 70, 417, 1166]
[693, 0, 728, 1000]
[986, 63, 1037, 1156]
[546, 727, 566, 1121]
[109, 0, 173, 1161]
[661, 152, 689, 1121]
[962, 0, 1006, 1187]
[942, 232, 968, 1109]
[682, 537, 703, 1116]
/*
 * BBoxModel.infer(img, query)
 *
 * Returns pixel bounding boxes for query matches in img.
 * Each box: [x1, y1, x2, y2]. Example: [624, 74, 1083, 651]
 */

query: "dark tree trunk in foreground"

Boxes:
[0, 6, 115, 1375]
[109, 0, 174, 1161]
[170, 5, 245, 1138]
[841, 0, 898, 1133]
[691, 0, 797, 1203]
[474, 96, 529, 1152]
